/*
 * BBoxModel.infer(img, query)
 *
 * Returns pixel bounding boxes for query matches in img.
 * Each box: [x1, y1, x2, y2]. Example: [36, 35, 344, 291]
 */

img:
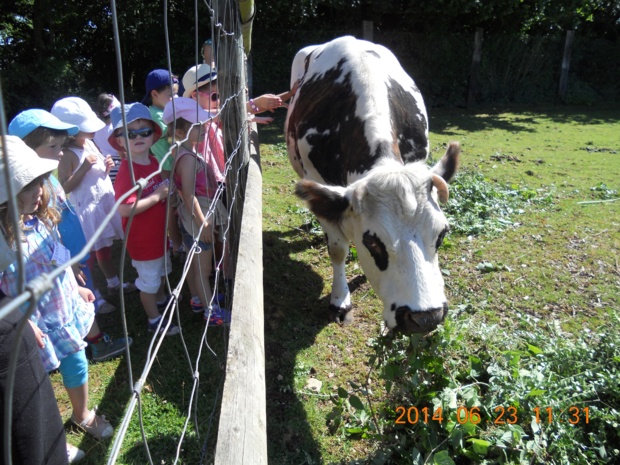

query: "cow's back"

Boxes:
[286, 36, 429, 187]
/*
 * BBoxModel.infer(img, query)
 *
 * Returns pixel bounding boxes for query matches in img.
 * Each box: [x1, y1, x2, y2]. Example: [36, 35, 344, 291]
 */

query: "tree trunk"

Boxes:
[467, 27, 483, 108]
[558, 30, 575, 103]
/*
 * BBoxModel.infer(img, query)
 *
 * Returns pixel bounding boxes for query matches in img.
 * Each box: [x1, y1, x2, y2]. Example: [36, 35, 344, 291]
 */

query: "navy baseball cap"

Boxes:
[142, 69, 172, 104]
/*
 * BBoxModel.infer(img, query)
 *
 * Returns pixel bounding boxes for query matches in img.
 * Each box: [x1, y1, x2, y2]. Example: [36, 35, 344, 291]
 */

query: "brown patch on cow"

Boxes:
[295, 179, 349, 223]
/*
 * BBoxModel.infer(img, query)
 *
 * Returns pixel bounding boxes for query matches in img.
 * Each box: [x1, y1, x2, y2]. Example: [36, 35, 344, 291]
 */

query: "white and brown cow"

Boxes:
[285, 36, 460, 334]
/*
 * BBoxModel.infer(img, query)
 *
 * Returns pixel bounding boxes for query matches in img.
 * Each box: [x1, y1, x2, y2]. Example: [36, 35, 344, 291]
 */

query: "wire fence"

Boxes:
[1, 0, 258, 463]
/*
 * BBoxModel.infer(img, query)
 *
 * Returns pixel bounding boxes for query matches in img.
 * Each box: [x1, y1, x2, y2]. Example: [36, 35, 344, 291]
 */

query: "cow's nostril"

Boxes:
[395, 305, 448, 334]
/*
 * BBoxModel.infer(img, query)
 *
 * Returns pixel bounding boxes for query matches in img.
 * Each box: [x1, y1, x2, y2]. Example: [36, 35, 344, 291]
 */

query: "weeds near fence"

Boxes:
[332, 312, 620, 464]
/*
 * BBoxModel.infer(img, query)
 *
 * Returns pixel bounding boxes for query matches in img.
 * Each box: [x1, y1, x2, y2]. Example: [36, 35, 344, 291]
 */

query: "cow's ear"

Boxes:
[295, 179, 350, 223]
[431, 141, 460, 183]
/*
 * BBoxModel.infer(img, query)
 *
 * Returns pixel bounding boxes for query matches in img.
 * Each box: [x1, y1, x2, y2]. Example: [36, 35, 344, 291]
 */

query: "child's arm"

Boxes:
[118, 181, 169, 218]
[178, 156, 213, 244]
[58, 149, 98, 194]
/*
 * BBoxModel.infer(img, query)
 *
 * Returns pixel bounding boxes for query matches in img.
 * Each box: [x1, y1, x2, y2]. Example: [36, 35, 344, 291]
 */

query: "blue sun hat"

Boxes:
[9, 109, 79, 139]
[107, 102, 162, 151]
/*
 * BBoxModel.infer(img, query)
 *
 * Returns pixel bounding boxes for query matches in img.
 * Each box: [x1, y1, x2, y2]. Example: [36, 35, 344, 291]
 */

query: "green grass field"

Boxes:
[259, 107, 619, 464]
[52, 106, 619, 464]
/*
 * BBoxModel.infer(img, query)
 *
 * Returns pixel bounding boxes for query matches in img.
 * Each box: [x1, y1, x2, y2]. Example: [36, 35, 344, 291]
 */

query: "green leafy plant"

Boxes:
[589, 182, 618, 200]
[334, 312, 620, 464]
[443, 170, 554, 236]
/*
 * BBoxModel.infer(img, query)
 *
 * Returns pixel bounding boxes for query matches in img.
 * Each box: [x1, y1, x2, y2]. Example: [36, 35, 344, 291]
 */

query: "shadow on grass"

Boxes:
[263, 227, 333, 464]
[71, 249, 229, 464]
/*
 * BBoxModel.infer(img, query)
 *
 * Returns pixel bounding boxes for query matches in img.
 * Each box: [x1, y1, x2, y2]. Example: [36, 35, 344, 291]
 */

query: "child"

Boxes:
[8, 108, 117, 316]
[142, 70, 184, 256]
[93, 93, 122, 183]
[182, 65, 231, 309]
[51, 96, 136, 299]
[0, 136, 132, 447]
[142, 69, 174, 179]
[109, 103, 180, 336]
[162, 98, 230, 325]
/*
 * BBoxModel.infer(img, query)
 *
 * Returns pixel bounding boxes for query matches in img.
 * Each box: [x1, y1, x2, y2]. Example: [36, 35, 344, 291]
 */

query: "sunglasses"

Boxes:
[197, 90, 220, 102]
[116, 127, 154, 139]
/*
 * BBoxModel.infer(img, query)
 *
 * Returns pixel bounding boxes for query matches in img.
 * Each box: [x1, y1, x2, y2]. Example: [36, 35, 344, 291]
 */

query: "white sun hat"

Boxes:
[51, 96, 106, 133]
[0, 135, 59, 205]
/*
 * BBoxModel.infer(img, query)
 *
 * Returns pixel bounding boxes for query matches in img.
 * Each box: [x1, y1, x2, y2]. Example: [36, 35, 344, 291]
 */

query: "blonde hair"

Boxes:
[0, 174, 60, 248]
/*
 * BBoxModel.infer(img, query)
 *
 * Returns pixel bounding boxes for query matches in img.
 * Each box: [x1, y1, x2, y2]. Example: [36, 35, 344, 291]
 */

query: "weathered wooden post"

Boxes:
[558, 30, 575, 103]
[467, 27, 483, 108]
[214, 0, 267, 463]
[363, 20, 373, 42]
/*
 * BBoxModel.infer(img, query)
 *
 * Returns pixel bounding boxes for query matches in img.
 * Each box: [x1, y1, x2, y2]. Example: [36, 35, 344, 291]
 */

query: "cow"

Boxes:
[285, 36, 460, 334]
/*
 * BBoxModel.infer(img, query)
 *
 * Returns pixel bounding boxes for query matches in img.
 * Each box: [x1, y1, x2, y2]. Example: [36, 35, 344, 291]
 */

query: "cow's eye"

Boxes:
[363, 231, 389, 271]
[436, 227, 449, 250]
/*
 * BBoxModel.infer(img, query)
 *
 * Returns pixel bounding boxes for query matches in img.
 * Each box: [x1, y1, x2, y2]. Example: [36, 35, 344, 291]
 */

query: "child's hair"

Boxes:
[95, 93, 116, 120]
[0, 174, 60, 248]
[22, 127, 68, 151]
[166, 117, 193, 145]
[144, 84, 172, 107]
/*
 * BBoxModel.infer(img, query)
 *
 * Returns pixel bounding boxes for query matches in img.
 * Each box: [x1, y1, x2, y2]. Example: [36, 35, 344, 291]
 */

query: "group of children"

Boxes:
[0, 55, 297, 462]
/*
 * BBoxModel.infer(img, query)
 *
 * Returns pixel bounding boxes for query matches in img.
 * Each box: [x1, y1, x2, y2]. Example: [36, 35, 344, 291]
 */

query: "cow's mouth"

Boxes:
[394, 303, 448, 334]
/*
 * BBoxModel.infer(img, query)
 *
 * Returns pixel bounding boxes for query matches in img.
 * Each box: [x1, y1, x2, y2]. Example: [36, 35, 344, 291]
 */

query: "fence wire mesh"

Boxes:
[0, 0, 253, 463]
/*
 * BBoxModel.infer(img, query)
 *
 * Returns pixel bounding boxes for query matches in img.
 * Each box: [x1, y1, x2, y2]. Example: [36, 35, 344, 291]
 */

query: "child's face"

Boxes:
[151, 86, 173, 109]
[176, 123, 205, 146]
[195, 83, 219, 113]
[74, 131, 95, 143]
[35, 135, 66, 162]
[18, 178, 44, 215]
[115, 119, 155, 155]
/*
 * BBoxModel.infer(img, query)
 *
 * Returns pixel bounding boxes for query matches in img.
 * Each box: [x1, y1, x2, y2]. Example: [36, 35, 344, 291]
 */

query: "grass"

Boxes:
[51, 254, 230, 464]
[259, 107, 620, 464]
[51, 106, 619, 463]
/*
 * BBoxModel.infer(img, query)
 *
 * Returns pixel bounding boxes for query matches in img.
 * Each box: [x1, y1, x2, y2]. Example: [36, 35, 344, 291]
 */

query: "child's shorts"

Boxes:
[177, 196, 228, 249]
[132, 255, 172, 294]
[180, 223, 213, 252]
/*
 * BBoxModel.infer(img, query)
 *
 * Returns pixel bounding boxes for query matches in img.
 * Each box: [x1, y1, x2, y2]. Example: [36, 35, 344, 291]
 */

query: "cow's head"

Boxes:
[296, 142, 460, 334]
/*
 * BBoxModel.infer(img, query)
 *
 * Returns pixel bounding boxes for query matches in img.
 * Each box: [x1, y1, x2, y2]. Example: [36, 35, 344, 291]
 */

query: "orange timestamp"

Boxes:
[395, 406, 590, 425]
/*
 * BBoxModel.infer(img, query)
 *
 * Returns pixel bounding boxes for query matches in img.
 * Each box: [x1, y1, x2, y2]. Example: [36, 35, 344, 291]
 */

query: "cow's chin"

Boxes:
[393, 303, 448, 335]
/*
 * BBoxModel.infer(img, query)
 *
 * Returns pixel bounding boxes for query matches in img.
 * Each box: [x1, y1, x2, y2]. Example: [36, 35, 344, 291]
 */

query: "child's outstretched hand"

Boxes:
[104, 155, 115, 174]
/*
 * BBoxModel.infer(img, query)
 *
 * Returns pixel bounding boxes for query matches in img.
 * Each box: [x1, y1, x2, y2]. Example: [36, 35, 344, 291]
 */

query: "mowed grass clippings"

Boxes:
[260, 108, 619, 464]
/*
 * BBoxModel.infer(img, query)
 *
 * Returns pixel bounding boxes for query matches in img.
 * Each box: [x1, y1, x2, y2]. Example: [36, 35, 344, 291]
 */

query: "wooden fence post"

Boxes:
[467, 27, 483, 108]
[215, 126, 266, 465]
[558, 30, 575, 102]
[363, 20, 373, 42]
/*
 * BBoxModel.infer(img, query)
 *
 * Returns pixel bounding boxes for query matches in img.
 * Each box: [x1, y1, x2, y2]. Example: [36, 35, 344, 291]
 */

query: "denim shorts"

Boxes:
[179, 222, 214, 252]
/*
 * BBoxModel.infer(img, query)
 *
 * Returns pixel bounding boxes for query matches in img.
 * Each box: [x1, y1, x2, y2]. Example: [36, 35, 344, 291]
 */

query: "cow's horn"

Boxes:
[432, 174, 449, 204]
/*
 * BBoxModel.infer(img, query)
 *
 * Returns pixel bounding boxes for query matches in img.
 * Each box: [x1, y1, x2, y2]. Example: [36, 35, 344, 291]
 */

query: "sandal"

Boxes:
[67, 443, 85, 463]
[71, 407, 114, 440]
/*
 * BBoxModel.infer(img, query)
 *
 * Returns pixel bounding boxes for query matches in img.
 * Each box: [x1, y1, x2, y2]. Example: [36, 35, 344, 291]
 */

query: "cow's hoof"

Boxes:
[329, 304, 353, 326]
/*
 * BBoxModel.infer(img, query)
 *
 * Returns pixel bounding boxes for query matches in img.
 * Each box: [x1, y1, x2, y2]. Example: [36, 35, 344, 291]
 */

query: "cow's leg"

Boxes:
[320, 220, 353, 325]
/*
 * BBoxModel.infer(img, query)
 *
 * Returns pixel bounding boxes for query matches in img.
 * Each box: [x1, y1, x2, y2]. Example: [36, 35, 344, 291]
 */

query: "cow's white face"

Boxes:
[344, 162, 449, 332]
[295, 144, 459, 333]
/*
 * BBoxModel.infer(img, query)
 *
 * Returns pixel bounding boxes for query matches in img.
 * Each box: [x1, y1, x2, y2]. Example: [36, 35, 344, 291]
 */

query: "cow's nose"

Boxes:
[394, 303, 448, 334]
